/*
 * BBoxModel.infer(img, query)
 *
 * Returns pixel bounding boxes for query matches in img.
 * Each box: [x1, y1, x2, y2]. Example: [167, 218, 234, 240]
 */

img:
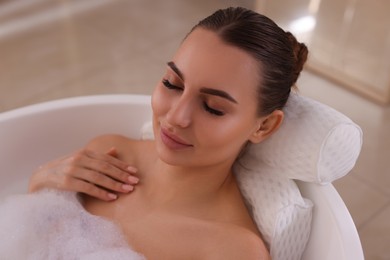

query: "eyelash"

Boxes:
[162, 79, 225, 116]
[162, 79, 182, 90]
[203, 103, 225, 116]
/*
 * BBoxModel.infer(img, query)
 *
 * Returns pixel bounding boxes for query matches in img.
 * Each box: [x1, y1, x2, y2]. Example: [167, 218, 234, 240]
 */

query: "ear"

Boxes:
[249, 110, 284, 144]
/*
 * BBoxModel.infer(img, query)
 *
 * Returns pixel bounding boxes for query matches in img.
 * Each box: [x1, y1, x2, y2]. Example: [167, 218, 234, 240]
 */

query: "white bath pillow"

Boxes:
[141, 121, 154, 140]
[246, 93, 363, 184]
[233, 162, 313, 260]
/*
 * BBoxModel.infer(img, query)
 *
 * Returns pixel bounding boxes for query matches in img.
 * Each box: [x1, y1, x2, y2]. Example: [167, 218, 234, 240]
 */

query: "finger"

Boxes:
[48, 168, 122, 201]
[106, 147, 118, 157]
[63, 150, 134, 184]
[86, 149, 137, 173]
[105, 148, 137, 175]
[56, 156, 137, 191]
[83, 150, 139, 183]
[105, 148, 138, 176]
[82, 158, 138, 185]
[72, 168, 135, 193]
[64, 178, 119, 201]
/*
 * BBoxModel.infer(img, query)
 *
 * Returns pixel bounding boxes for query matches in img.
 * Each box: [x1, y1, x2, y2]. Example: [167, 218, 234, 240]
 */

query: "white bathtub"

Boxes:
[0, 94, 363, 260]
[0, 94, 152, 198]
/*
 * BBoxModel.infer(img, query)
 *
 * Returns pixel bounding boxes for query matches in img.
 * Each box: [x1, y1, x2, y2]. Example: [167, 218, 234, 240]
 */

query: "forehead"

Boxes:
[172, 28, 260, 101]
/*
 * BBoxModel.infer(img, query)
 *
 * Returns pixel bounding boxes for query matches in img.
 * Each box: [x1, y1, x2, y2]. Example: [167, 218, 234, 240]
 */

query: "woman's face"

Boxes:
[152, 28, 264, 168]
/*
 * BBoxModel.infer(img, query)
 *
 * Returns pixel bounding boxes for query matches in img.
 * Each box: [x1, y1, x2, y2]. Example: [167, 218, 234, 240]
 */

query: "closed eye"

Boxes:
[163, 79, 224, 116]
[203, 102, 224, 116]
[162, 79, 182, 91]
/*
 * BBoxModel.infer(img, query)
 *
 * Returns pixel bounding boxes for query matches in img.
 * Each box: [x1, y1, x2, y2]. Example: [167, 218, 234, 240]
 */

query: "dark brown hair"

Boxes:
[191, 7, 308, 116]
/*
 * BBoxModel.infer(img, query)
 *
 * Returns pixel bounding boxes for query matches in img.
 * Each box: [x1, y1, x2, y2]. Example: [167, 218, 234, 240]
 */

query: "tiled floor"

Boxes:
[0, 0, 389, 259]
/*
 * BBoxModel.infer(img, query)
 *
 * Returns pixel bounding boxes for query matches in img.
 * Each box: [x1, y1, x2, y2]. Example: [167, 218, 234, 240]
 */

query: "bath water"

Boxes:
[0, 190, 144, 259]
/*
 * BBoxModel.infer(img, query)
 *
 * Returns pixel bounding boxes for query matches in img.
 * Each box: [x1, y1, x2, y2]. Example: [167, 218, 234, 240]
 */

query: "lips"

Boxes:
[160, 127, 192, 150]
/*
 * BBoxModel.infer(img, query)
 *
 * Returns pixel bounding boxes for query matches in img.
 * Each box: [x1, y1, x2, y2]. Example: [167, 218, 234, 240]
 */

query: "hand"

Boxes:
[28, 147, 139, 201]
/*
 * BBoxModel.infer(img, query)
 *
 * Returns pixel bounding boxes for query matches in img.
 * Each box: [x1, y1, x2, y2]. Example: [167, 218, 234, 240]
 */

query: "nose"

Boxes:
[165, 95, 193, 128]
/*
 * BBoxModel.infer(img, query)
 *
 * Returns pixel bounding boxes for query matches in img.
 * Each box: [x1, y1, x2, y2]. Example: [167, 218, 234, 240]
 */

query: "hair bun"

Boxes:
[286, 32, 308, 85]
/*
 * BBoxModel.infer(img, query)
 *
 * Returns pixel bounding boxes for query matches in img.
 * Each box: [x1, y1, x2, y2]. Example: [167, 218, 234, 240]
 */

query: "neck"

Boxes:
[143, 157, 236, 210]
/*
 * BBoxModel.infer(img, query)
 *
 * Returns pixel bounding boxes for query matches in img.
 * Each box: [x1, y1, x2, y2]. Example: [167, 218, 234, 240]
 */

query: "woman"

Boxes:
[29, 7, 307, 259]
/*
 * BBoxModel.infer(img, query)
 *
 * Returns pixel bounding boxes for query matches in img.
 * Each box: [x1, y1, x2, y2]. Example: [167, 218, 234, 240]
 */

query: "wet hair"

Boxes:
[190, 7, 308, 116]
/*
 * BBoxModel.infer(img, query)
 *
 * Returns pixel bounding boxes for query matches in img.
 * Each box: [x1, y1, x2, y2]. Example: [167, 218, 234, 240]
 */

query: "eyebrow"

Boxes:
[167, 61, 184, 80]
[167, 61, 238, 104]
[200, 88, 238, 104]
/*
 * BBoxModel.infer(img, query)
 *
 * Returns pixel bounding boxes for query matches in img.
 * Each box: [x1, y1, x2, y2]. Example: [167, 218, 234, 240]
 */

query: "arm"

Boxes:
[28, 134, 139, 201]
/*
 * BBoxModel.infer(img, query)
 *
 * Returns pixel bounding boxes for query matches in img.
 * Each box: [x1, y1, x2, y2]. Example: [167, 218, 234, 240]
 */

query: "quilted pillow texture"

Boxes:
[233, 162, 313, 260]
[242, 93, 363, 184]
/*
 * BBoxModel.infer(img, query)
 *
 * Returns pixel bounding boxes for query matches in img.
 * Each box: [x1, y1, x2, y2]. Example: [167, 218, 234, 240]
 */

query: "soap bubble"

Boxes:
[0, 190, 144, 259]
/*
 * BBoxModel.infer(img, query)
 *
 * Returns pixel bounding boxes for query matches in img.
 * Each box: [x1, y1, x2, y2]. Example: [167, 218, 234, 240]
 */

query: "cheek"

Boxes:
[151, 85, 167, 118]
[194, 122, 251, 164]
[202, 118, 254, 149]
[151, 86, 167, 138]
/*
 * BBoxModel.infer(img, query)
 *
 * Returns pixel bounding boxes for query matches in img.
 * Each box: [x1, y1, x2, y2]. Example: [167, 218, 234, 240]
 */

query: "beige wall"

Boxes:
[256, 0, 390, 104]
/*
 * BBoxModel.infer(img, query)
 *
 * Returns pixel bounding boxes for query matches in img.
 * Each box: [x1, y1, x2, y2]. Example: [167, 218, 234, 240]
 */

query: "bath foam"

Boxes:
[0, 190, 144, 260]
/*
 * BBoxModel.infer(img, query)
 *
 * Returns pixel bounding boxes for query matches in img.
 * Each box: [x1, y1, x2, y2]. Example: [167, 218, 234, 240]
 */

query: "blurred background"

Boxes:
[0, 0, 389, 259]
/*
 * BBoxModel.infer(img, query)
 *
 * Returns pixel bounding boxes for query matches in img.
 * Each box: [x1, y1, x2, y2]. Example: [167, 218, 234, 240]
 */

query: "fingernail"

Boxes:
[122, 184, 134, 191]
[128, 176, 139, 184]
[108, 193, 117, 200]
[127, 166, 138, 173]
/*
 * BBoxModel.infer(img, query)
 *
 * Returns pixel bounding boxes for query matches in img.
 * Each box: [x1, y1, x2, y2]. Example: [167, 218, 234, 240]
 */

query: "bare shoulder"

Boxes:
[85, 134, 153, 162]
[85, 134, 136, 151]
[206, 224, 270, 260]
